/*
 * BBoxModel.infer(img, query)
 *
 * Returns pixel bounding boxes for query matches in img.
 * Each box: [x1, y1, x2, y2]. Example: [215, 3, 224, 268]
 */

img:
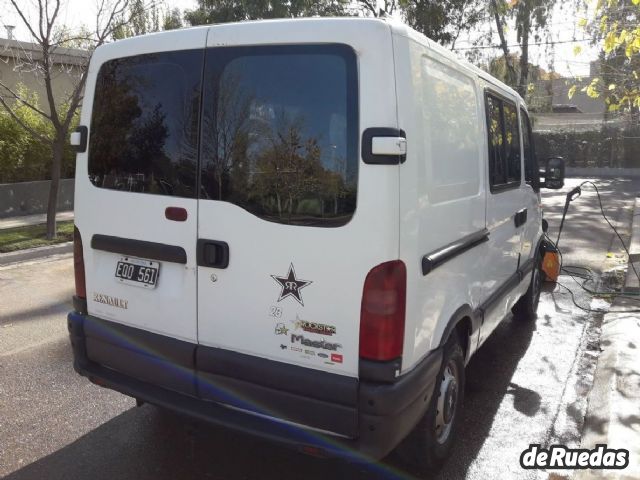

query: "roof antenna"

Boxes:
[5, 25, 15, 40]
[378, 8, 389, 18]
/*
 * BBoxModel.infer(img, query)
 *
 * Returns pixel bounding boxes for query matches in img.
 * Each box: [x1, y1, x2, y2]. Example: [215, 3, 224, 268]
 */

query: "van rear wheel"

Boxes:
[395, 334, 465, 476]
[513, 256, 543, 321]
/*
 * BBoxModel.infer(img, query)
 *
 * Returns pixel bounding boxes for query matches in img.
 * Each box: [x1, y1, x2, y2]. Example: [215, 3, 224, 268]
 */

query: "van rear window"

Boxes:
[88, 50, 203, 197]
[200, 44, 359, 227]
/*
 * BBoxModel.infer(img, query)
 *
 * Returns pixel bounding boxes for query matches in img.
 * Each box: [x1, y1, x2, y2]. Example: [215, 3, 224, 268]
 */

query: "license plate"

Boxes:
[115, 257, 160, 289]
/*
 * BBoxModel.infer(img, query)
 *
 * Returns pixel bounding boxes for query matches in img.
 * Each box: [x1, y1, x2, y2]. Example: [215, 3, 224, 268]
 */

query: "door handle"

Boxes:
[197, 239, 229, 268]
[514, 208, 528, 228]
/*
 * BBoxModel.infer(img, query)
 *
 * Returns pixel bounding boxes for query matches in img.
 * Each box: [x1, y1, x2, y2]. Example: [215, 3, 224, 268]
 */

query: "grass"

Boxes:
[0, 220, 74, 253]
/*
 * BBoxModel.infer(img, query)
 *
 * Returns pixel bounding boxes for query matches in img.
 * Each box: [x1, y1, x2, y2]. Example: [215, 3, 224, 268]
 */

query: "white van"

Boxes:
[68, 17, 564, 473]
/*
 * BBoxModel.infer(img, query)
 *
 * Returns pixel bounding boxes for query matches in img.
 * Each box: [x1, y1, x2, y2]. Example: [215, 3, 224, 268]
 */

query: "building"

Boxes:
[0, 36, 88, 114]
[531, 60, 612, 133]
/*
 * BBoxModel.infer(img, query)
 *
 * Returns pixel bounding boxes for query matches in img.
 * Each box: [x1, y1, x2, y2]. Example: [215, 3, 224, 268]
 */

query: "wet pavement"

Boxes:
[1, 177, 638, 480]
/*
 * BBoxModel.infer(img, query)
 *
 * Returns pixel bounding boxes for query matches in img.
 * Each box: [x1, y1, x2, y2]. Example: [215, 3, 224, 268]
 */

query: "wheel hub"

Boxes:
[435, 361, 459, 444]
[443, 380, 457, 423]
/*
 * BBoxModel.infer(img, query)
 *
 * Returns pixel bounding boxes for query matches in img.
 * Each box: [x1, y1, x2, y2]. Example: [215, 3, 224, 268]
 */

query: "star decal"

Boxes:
[271, 263, 312, 306]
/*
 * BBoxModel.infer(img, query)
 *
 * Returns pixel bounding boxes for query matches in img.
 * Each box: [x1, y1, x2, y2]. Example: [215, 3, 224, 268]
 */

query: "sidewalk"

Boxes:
[0, 210, 74, 230]
[578, 196, 640, 479]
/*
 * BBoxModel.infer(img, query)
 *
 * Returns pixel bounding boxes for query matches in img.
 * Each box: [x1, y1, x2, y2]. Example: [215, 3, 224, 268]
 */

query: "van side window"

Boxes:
[487, 95, 506, 188]
[485, 93, 521, 192]
[88, 50, 203, 198]
[520, 108, 538, 190]
[503, 102, 521, 183]
[200, 44, 358, 227]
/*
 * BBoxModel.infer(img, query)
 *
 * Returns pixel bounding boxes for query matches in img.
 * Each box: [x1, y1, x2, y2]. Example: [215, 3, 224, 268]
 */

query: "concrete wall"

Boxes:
[0, 179, 74, 218]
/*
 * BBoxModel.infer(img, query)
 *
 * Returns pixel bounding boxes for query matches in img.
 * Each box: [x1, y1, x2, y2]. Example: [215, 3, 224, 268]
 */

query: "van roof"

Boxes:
[95, 16, 522, 103]
[385, 19, 522, 102]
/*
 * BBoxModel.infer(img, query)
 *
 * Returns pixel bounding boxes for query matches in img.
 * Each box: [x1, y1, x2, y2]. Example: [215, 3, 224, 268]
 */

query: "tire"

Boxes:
[512, 254, 543, 321]
[395, 334, 465, 476]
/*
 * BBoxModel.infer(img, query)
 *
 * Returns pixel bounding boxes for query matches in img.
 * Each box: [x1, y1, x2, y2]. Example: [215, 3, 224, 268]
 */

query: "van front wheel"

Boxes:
[396, 334, 465, 475]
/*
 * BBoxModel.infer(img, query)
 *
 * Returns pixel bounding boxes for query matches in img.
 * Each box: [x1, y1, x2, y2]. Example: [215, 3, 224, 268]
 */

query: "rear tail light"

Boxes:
[360, 260, 406, 361]
[73, 226, 87, 299]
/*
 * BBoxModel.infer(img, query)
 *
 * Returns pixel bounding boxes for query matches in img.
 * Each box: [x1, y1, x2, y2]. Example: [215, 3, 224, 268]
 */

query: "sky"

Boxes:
[453, 3, 598, 78]
[0, 0, 596, 77]
[0, 0, 198, 38]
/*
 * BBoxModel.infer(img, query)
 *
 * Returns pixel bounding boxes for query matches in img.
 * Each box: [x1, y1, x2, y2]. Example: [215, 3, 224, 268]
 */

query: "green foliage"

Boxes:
[0, 87, 77, 183]
[578, 0, 640, 111]
[113, 0, 161, 39]
[487, 54, 554, 111]
[184, 0, 350, 25]
[490, 0, 557, 96]
[534, 123, 640, 169]
[163, 8, 184, 30]
[0, 220, 74, 253]
[400, 0, 484, 45]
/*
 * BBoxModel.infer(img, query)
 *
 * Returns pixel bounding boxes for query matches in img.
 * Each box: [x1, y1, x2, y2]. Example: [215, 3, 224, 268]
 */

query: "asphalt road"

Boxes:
[1, 177, 638, 480]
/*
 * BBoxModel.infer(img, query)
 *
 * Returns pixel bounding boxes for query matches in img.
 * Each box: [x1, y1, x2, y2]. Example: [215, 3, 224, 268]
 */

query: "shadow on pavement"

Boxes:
[4, 404, 405, 480]
[5, 316, 538, 480]
[2, 299, 72, 324]
[430, 315, 537, 480]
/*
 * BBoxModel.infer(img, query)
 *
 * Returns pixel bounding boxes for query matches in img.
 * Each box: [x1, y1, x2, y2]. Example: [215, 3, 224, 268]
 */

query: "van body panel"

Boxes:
[75, 29, 209, 343]
[396, 34, 487, 369]
[478, 84, 533, 343]
[196, 20, 399, 378]
[480, 187, 522, 340]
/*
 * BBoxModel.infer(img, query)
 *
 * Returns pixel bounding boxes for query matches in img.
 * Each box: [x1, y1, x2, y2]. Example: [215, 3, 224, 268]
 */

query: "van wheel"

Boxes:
[395, 334, 465, 476]
[513, 256, 543, 321]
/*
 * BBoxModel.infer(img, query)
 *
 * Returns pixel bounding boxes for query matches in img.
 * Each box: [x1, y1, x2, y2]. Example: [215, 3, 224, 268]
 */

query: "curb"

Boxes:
[577, 195, 640, 479]
[0, 241, 73, 266]
[623, 197, 640, 292]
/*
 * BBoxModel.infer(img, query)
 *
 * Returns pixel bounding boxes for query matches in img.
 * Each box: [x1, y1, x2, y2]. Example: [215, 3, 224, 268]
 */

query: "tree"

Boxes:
[357, 0, 398, 17]
[400, 0, 484, 47]
[570, 0, 640, 113]
[0, 86, 76, 183]
[112, 0, 160, 39]
[487, 53, 558, 111]
[0, 0, 150, 239]
[184, 0, 349, 25]
[490, 0, 557, 97]
[163, 8, 184, 30]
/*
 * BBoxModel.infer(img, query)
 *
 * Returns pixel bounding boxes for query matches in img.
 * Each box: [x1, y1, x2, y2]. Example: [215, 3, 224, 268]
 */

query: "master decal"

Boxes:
[271, 263, 312, 306]
[290, 334, 342, 351]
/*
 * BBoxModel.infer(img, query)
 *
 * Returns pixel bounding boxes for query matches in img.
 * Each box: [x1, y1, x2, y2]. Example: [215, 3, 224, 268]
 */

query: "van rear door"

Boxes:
[77, 31, 207, 344]
[196, 21, 399, 379]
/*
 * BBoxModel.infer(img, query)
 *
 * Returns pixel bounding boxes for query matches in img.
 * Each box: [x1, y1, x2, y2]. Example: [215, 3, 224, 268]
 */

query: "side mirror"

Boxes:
[541, 157, 565, 190]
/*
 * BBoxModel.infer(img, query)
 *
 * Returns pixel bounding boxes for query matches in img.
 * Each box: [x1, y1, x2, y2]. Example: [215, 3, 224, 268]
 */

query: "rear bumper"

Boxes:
[68, 311, 441, 460]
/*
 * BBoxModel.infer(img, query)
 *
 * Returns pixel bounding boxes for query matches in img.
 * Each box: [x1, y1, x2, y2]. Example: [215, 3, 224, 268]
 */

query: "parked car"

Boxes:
[68, 17, 564, 474]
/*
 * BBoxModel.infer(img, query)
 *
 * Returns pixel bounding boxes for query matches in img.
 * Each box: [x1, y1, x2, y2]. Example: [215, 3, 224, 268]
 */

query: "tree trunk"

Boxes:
[517, 14, 531, 98]
[491, 0, 518, 88]
[46, 133, 65, 240]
